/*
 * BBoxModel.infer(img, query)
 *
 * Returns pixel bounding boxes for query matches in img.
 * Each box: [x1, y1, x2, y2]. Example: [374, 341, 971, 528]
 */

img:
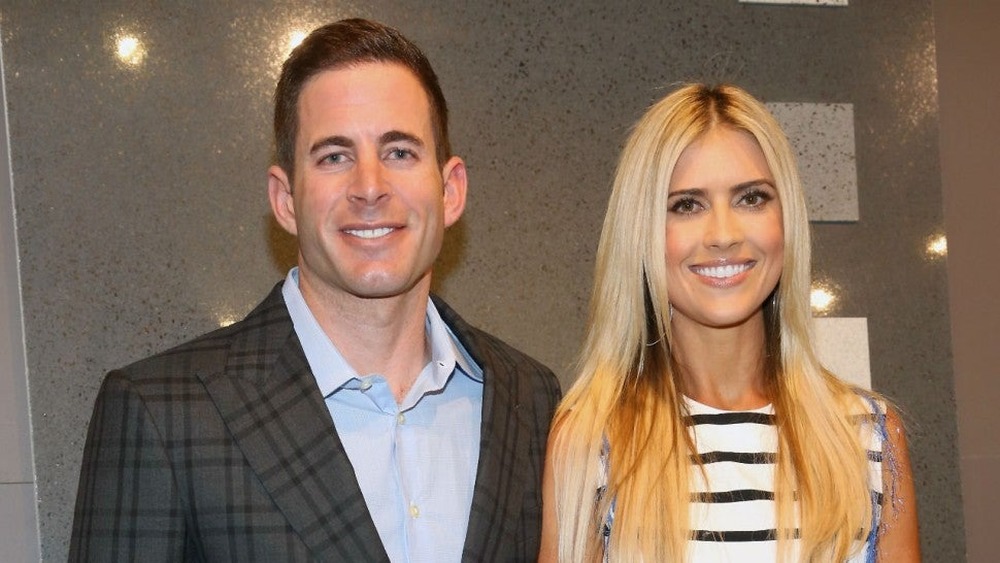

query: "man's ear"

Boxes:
[441, 156, 468, 228]
[267, 165, 298, 236]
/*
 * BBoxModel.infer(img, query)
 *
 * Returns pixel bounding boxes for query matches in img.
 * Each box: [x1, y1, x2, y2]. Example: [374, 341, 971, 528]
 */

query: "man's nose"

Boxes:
[347, 153, 390, 205]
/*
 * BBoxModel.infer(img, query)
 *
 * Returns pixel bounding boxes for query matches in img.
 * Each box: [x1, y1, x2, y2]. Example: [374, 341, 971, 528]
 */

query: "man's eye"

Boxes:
[387, 148, 413, 160]
[320, 153, 345, 165]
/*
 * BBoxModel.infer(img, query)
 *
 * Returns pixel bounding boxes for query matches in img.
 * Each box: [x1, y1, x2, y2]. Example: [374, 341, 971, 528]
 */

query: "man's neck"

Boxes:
[299, 275, 431, 403]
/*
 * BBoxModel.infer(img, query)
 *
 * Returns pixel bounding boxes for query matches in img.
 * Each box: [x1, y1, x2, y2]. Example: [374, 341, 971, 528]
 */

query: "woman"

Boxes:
[539, 84, 919, 562]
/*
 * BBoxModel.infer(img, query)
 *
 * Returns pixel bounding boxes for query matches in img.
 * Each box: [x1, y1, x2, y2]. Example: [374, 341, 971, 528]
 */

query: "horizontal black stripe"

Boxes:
[692, 489, 773, 503]
[691, 449, 880, 465]
[693, 451, 775, 464]
[690, 528, 800, 542]
[686, 412, 775, 426]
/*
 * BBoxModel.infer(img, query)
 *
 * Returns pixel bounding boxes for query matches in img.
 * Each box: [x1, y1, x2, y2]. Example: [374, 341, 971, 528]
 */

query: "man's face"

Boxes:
[268, 62, 466, 305]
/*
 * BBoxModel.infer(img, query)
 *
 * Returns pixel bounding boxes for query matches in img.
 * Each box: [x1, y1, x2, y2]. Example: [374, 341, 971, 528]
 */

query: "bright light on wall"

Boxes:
[114, 34, 146, 66]
[926, 233, 948, 258]
[811, 284, 837, 314]
[287, 30, 308, 54]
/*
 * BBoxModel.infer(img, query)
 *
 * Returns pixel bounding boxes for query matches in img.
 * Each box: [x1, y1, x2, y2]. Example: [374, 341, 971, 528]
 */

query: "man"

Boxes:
[70, 19, 560, 562]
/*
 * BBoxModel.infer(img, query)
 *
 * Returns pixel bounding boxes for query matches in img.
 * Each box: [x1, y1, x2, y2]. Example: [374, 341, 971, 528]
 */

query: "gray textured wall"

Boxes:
[0, 1, 961, 560]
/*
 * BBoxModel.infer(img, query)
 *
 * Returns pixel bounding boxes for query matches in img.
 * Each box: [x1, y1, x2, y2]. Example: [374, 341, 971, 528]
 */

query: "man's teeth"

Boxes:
[694, 263, 752, 278]
[347, 227, 394, 239]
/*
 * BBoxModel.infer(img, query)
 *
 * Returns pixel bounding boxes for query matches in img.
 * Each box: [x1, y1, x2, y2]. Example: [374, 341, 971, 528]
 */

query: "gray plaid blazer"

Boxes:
[69, 283, 561, 562]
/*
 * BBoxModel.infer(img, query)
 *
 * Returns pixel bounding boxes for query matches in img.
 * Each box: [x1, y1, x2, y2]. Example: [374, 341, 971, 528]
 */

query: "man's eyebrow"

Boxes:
[380, 130, 424, 147]
[309, 135, 353, 155]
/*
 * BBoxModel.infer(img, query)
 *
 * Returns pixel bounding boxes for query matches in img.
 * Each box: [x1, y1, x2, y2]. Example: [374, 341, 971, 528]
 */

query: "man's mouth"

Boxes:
[345, 227, 395, 239]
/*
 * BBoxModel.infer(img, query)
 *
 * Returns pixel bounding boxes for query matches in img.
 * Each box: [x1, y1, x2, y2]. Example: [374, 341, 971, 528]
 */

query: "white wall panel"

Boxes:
[767, 103, 859, 222]
[814, 317, 871, 389]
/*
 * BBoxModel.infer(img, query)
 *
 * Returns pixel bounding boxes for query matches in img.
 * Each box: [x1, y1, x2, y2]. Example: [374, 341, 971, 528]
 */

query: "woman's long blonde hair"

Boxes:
[552, 84, 875, 561]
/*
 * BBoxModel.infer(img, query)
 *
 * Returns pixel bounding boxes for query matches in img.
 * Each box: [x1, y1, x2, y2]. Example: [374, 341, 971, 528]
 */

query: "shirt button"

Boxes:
[397, 412, 406, 425]
[359, 379, 372, 391]
[409, 503, 420, 518]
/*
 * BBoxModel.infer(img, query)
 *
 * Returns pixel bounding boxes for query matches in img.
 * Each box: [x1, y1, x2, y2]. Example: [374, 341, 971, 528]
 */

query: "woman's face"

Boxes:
[664, 126, 784, 331]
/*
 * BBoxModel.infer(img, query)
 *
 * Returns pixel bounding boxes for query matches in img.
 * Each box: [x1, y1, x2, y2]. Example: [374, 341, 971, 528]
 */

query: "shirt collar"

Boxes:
[281, 268, 482, 398]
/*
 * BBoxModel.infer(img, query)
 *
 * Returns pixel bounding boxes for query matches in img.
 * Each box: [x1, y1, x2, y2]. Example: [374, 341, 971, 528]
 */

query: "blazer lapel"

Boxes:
[467, 358, 533, 561]
[201, 286, 390, 562]
[435, 298, 533, 562]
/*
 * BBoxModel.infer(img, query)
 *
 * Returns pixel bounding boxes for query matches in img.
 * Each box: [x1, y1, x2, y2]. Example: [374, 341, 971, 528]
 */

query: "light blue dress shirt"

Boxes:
[282, 268, 483, 563]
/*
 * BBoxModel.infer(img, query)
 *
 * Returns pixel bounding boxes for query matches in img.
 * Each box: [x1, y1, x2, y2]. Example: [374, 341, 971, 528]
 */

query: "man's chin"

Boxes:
[343, 273, 433, 301]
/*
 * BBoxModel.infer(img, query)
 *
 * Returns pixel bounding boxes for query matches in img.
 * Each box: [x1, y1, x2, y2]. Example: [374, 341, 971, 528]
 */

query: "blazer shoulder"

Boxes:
[430, 295, 562, 403]
[113, 283, 292, 387]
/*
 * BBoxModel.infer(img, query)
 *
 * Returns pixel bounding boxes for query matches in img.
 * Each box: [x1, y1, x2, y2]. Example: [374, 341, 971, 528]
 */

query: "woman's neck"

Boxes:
[670, 310, 771, 410]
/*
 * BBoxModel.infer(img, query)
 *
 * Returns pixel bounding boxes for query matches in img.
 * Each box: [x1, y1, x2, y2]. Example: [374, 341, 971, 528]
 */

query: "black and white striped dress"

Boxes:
[600, 396, 884, 562]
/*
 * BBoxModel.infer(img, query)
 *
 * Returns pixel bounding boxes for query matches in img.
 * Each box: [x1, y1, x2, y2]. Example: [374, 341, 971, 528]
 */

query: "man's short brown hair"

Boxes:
[273, 18, 451, 178]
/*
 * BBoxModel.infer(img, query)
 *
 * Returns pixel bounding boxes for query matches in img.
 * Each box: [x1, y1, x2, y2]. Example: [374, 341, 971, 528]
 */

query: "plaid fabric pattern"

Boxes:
[69, 284, 561, 562]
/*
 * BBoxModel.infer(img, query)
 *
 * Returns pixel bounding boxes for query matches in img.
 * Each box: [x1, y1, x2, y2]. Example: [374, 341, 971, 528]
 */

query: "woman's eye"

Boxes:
[740, 190, 772, 207]
[669, 199, 700, 214]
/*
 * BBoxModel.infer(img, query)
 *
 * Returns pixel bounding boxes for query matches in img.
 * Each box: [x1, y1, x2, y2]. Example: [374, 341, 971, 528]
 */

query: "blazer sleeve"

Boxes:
[69, 371, 190, 562]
